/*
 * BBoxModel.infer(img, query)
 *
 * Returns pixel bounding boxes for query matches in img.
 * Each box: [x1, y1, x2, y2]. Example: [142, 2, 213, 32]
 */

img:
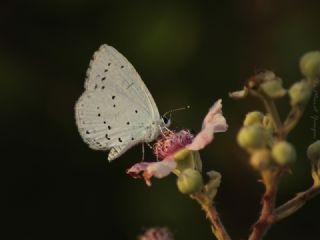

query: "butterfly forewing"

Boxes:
[85, 45, 159, 119]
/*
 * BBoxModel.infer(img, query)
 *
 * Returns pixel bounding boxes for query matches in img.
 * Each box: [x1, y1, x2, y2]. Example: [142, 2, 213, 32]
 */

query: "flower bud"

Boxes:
[262, 115, 273, 130]
[272, 141, 296, 166]
[288, 81, 313, 106]
[177, 169, 203, 194]
[300, 51, 320, 79]
[307, 140, 320, 161]
[260, 79, 286, 98]
[237, 125, 268, 149]
[250, 149, 272, 170]
[173, 149, 202, 174]
[243, 111, 264, 126]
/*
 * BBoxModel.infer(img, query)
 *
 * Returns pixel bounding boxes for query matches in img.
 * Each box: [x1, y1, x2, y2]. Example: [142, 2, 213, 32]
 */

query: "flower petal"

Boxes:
[126, 162, 150, 179]
[127, 159, 177, 186]
[144, 158, 177, 186]
[187, 99, 228, 151]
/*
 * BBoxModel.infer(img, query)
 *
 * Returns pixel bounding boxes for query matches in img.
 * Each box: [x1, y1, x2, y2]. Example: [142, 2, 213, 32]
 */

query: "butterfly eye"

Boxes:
[162, 116, 171, 126]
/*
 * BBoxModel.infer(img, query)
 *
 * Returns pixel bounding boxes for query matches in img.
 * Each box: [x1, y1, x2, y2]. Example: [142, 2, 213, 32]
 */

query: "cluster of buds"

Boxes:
[231, 50, 320, 172]
[237, 111, 296, 170]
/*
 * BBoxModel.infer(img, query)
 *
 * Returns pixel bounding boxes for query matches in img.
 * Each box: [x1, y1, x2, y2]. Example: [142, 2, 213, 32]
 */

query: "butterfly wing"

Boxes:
[75, 44, 161, 160]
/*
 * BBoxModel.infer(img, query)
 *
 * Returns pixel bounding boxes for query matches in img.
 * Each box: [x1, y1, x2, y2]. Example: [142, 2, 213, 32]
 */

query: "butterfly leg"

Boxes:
[141, 143, 145, 161]
[164, 127, 174, 133]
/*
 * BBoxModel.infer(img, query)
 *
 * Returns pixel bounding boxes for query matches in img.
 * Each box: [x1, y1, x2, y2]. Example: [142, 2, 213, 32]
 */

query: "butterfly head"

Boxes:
[161, 116, 171, 127]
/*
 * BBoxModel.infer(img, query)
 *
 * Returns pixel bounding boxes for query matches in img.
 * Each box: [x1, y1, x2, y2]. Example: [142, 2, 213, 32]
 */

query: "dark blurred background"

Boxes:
[2, 0, 320, 239]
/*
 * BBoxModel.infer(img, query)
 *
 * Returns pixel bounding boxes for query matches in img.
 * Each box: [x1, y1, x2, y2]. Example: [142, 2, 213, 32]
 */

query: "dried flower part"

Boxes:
[204, 171, 222, 201]
[300, 51, 320, 79]
[289, 81, 313, 106]
[138, 227, 174, 240]
[153, 130, 194, 160]
[246, 70, 286, 98]
[272, 141, 296, 166]
[260, 79, 286, 98]
[229, 88, 249, 99]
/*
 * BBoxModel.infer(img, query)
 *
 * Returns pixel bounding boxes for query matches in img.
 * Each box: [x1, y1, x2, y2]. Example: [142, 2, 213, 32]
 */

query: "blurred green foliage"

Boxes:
[2, 0, 320, 239]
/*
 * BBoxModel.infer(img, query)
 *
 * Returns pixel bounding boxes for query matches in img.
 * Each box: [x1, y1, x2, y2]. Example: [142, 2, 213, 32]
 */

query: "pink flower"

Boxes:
[126, 99, 228, 186]
[138, 227, 174, 240]
[153, 129, 194, 159]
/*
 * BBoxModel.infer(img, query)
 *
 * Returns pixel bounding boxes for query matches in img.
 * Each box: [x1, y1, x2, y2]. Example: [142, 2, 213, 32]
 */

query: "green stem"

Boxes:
[191, 193, 231, 240]
[283, 106, 304, 136]
[268, 184, 320, 224]
[248, 169, 282, 240]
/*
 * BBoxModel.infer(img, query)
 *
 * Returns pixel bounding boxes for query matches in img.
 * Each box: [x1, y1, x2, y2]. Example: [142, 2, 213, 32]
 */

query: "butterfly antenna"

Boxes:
[163, 105, 190, 118]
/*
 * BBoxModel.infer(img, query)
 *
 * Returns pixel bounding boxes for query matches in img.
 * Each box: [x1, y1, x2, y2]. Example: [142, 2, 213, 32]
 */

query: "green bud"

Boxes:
[172, 149, 202, 175]
[237, 125, 268, 149]
[262, 115, 273, 130]
[243, 111, 264, 126]
[272, 141, 296, 166]
[177, 169, 203, 194]
[288, 81, 313, 106]
[261, 79, 286, 98]
[250, 149, 272, 170]
[307, 140, 320, 161]
[300, 51, 320, 79]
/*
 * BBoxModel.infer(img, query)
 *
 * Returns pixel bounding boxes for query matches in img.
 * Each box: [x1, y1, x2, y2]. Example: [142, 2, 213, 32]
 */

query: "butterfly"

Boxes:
[75, 44, 171, 161]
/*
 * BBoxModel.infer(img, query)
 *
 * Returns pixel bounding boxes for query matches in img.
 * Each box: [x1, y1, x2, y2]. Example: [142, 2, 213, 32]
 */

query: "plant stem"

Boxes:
[248, 169, 282, 240]
[283, 106, 304, 136]
[191, 192, 231, 240]
[268, 184, 320, 224]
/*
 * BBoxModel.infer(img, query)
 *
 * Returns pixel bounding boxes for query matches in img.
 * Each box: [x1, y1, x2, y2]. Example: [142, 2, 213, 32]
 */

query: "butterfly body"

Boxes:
[75, 44, 169, 161]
